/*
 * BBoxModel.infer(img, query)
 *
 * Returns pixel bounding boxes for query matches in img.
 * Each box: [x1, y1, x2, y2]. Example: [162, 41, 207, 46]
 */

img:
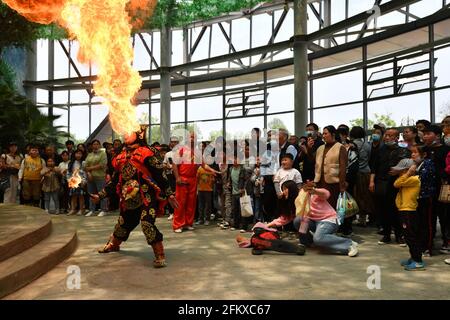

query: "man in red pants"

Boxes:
[172, 133, 217, 233]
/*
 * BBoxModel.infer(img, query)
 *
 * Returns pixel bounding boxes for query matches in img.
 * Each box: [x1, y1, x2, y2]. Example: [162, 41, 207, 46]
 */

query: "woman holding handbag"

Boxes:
[293, 181, 359, 257]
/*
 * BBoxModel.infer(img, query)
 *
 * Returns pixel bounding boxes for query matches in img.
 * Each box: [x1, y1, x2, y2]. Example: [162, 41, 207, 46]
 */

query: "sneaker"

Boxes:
[77, 210, 85, 216]
[210, 214, 215, 220]
[67, 210, 77, 216]
[378, 237, 391, 245]
[396, 236, 406, 247]
[186, 226, 195, 231]
[348, 241, 359, 257]
[174, 228, 182, 233]
[404, 260, 426, 271]
[230, 227, 236, 231]
[445, 258, 450, 265]
[167, 214, 173, 221]
[84, 210, 95, 217]
[220, 222, 230, 229]
[422, 250, 431, 258]
[439, 246, 450, 254]
[98, 211, 108, 217]
[204, 220, 210, 226]
[400, 258, 413, 266]
[240, 229, 246, 233]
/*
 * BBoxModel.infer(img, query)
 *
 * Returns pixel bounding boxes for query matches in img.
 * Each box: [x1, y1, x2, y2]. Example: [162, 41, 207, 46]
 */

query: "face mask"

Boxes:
[445, 137, 450, 146]
[398, 142, 408, 148]
[372, 134, 381, 142]
[385, 141, 397, 147]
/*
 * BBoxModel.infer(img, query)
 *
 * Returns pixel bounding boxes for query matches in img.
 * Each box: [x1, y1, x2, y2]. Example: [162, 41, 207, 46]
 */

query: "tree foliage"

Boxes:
[350, 113, 397, 129]
[0, 84, 67, 151]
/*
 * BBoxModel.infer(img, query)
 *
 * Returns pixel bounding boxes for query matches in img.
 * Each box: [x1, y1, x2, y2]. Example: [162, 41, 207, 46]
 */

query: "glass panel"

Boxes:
[172, 30, 184, 66]
[399, 79, 429, 93]
[151, 102, 160, 124]
[435, 88, 450, 122]
[37, 40, 48, 81]
[188, 96, 222, 121]
[399, 60, 429, 75]
[37, 89, 48, 104]
[226, 72, 263, 91]
[252, 13, 272, 48]
[191, 120, 223, 141]
[53, 107, 68, 132]
[274, 8, 293, 42]
[54, 40, 69, 79]
[133, 34, 150, 71]
[435, 46, 450, 88]
[368, 92, 430, 127]
[54, 91, 69, 104]
[191, 26, 210, 61]
[368, 68, 393, 82]
[149, 124, 160, 144]
[226, 116, 264, 139]
[409, 0, 443, 18]
[369, 85, 394, 98]
[211, 24, 231, 58]
[267, 112, 294, 134]
[313, 104, 363, 130]
[267, 84, 293, 113]
[171, 100, 185, 123]
[70, 106, 90, 141]
[91, 105, 109, 133]
[313, 70, 363, 107]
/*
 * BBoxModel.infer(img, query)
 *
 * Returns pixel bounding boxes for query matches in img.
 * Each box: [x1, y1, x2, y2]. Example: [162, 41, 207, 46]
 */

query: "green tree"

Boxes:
[268, 117, 287, 130]
[350, 113, 397, 128]
[0, 84, 67, 151]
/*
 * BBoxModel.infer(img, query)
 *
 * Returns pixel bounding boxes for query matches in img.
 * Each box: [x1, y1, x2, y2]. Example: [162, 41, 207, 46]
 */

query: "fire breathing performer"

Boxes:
[90, 125, 178, 268]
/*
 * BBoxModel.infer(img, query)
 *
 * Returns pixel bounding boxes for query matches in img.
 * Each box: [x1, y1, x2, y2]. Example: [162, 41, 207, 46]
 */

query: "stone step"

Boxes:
[0, 216, 77, 299]
[0, 204, 52, 262]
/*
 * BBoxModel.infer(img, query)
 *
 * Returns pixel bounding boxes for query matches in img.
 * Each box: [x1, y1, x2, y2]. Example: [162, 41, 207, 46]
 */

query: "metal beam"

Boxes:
[137, 33, 159, 69]
[308, 2, 338, 46]
[260, 7, 289, 61]
[189, 26, 207, 59]
[217, 23, 246, 68]
[57, 40, 92, 97]
[357, 0, 383, 40]
[308, 0, 421, 42]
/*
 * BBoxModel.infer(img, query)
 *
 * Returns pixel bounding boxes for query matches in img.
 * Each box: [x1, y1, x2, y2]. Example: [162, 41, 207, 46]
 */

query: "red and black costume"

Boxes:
[98, 142, 173, 268]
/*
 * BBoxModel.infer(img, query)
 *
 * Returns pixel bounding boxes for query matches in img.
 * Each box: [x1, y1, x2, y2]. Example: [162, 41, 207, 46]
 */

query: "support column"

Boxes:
[160, 23, 172, 144]
[25, 41, 37, 104]
[48, 40, 54, 120]
[323, 0, 332, 48]
[294, 0, 308, 137]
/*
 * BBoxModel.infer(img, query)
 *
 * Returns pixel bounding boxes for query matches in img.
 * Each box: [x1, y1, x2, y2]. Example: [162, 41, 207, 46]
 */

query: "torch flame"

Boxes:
[68, 168, 82, 189]
[2, 0, 157, 136]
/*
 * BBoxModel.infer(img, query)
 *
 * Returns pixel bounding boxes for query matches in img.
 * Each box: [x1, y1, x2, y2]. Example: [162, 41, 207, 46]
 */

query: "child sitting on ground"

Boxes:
[391, 158, 423, 271]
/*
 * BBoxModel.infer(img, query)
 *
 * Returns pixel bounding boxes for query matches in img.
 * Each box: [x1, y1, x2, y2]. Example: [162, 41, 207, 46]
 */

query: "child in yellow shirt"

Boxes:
[196, 166, 215, 225]
[392, 158, 423, 271]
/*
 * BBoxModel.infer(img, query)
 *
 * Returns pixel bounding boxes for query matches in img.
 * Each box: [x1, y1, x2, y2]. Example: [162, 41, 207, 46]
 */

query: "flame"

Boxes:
[68, 169, 82, 189]
[2, 0, 157, 136]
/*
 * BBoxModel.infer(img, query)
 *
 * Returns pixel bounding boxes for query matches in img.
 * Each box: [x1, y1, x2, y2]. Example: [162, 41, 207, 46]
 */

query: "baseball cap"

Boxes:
[422, 124, 442, 136]
[373, 123, 386, 131]
[391, 158, 414, 171]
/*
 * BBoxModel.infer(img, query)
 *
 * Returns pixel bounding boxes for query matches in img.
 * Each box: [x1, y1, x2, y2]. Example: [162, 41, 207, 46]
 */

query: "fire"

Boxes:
[68, 169, 82, 189]
[2, 0, 157, 136]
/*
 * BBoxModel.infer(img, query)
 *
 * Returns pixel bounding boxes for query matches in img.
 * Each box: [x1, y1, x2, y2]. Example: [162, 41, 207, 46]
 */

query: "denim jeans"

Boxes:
[252, 196, 262, 222]
[88, 179, 107, 211]
[293, 216, 352, 254]
[44, 191, 59, 211]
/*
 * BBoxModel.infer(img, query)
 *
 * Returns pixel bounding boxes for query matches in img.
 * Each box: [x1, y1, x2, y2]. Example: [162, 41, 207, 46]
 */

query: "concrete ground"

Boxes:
[4, 213, 450, 300]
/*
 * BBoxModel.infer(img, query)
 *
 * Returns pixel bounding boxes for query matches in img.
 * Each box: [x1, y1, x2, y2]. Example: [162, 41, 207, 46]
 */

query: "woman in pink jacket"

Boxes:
[293, 181, 359, 257]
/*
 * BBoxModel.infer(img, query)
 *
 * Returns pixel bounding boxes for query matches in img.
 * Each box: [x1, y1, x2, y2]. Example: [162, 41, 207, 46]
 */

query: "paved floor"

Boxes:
[4, 213, 450, 300]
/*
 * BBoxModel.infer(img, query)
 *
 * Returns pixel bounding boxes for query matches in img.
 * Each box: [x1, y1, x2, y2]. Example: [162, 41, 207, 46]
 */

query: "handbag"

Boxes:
[240, 190, 254, 218]
[0, 176, 10, 193]
[438, 183, 450, 203]
[336, 191, 359, 224]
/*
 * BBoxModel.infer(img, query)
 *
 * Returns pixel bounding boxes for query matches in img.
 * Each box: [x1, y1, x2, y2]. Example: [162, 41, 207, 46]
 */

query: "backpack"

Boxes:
[250, 227, 305, 255]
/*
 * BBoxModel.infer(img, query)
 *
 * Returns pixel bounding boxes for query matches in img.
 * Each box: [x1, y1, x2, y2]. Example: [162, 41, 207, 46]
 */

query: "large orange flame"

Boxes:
[2, 0, 157, 136]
